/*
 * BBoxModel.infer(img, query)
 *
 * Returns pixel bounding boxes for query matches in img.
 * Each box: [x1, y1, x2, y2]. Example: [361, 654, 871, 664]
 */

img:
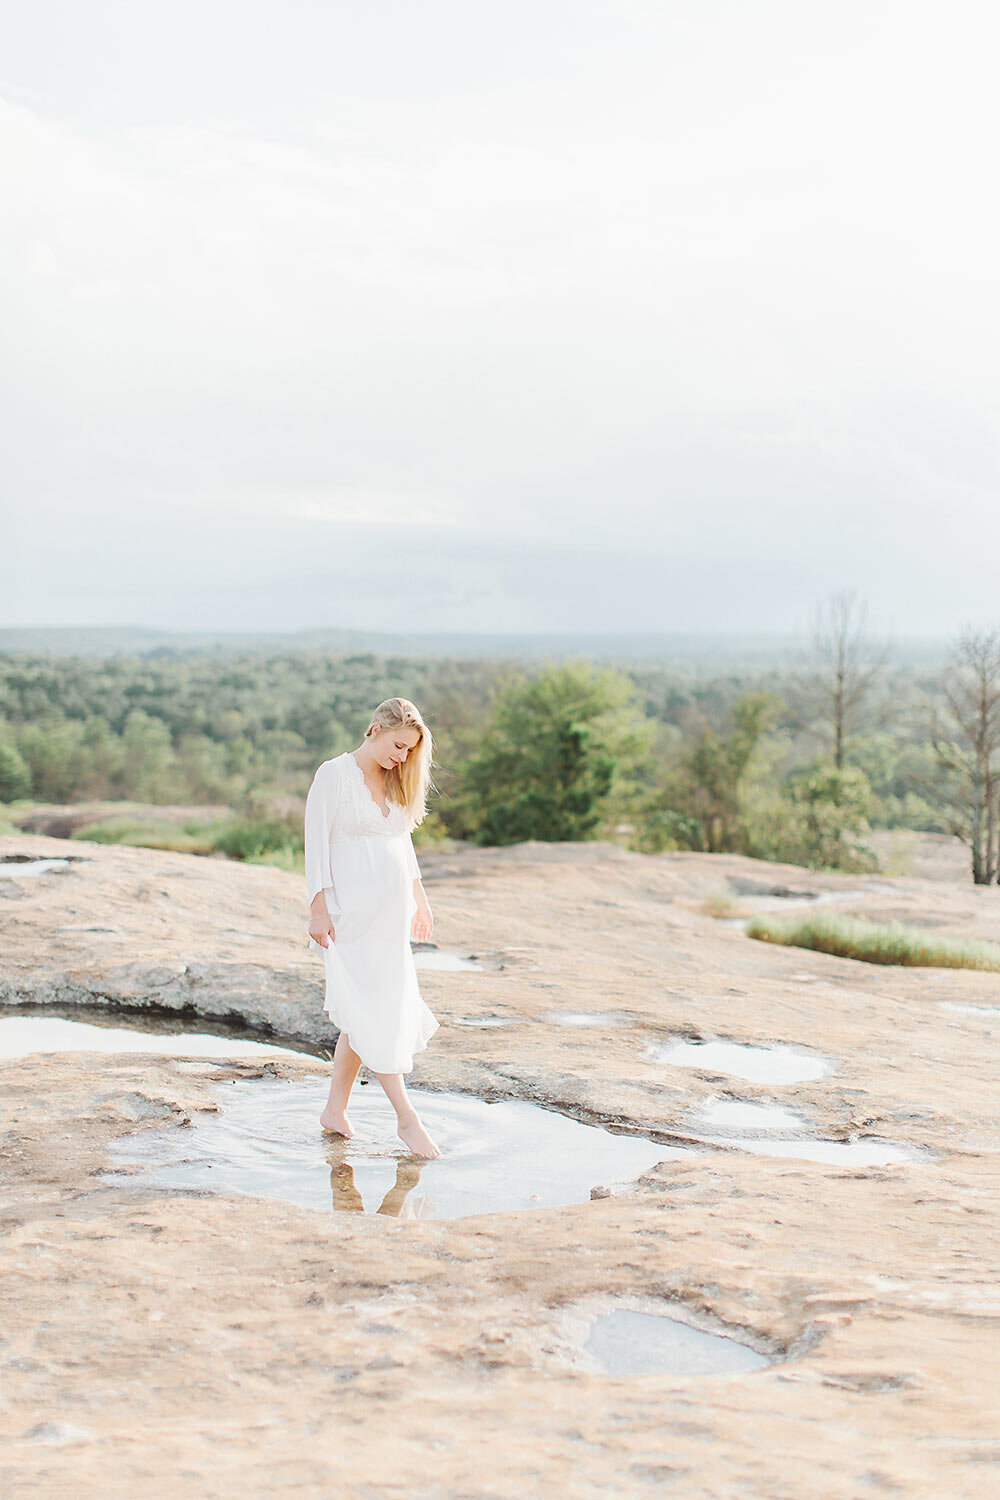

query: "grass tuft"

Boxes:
[697, 890, 744, 919]
[745, 911, 1000, 972]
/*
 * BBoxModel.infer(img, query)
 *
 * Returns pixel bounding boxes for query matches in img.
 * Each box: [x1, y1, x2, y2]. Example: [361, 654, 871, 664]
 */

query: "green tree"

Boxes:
[0, 739, 31, 801]
[637, 692, 783, 853]
[782, 762, 877, 871]
[447, 659, 654, 845]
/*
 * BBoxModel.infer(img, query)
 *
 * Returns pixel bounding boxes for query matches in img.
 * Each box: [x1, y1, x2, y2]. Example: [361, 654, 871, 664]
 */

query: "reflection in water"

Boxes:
[101, 1075, 687, 1219]
[330, 1154, 431, 1216]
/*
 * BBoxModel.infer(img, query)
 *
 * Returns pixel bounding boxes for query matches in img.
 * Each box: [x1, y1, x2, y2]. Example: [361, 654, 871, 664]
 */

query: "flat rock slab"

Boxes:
[1, 833, 999, 1497]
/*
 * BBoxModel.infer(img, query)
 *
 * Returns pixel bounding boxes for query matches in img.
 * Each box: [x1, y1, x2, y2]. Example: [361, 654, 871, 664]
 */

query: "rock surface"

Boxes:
[1, 832, 999, 1498]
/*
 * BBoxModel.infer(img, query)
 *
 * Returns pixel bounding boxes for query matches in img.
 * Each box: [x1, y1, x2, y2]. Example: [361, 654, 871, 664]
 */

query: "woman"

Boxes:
[304, 697, 441, 1159]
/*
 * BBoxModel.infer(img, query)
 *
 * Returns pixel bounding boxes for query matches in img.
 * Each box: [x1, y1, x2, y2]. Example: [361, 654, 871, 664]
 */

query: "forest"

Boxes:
[1, 598, 998, 887]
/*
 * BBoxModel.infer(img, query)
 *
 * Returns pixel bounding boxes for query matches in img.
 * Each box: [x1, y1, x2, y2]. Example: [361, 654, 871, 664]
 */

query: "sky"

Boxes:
[3, 0, 999, 640]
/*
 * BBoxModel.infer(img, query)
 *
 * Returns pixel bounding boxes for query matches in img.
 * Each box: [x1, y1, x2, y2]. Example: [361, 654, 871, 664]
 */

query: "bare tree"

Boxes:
[794, 591, 890, 768]
[930, 626, 1000, 885]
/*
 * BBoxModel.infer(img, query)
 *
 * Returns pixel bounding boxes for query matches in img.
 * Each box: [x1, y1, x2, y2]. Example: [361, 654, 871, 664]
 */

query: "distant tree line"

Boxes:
[1, 598, 998, 883]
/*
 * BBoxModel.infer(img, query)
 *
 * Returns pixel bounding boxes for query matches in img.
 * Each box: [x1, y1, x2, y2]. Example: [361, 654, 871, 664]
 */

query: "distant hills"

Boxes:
[0, 624, 951, 671]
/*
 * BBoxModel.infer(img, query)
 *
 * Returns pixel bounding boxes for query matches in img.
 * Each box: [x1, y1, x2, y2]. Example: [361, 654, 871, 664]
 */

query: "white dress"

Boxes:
[304, 751, 439, 1073]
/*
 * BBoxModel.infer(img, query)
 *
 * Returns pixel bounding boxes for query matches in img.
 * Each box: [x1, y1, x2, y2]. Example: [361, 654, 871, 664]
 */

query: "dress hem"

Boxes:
[322, 1006, 439, 1075]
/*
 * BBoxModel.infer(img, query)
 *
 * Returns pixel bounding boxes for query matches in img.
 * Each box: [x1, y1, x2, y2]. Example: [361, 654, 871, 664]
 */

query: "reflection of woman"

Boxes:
[305, 697, 441, 1159]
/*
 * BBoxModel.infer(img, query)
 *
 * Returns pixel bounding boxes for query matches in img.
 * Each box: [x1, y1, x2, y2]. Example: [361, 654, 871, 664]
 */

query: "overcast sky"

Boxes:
[3, 0, 998, 639]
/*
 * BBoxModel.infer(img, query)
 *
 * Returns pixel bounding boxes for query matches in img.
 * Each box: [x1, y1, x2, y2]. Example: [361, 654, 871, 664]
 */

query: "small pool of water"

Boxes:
[100, 1076, 689, 1219]
[700, 1135, 920, 1165]
[541, 1010, 634, 1028]
[412, 949, 484, 972]
[550, 1295, 780, 1377]
[0, 857, 73, 879]
[696, 1099, 808, 1133]
[449, 1014, 513, 1028]
[0, 1014, 301, 1061]
[646, 1038, 833, 1084]
[721, 883, 899, 930]
[685, 1097, 923, 1165]
[939, 1002, 1000, 1017]
[583, 1307, 774, 1377]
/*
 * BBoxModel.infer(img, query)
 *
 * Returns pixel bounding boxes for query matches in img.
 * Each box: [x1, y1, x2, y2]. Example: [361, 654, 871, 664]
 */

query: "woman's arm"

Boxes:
[304, 760, 340, 944]
[407, 830, 433, 942]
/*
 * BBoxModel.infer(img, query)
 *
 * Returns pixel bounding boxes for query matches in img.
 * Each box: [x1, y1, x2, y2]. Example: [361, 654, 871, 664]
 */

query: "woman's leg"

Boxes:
[320, 1030, 362, 1136]
[374, 1071, 441, 1158]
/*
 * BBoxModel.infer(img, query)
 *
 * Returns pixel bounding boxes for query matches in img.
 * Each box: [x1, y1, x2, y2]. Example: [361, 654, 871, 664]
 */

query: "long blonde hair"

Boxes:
[365, 697, 434, 827]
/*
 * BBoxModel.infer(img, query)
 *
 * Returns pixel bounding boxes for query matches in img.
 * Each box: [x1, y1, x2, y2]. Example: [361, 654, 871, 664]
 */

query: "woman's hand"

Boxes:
[411, 892, 433, 942]
[309, 896, 335, 949]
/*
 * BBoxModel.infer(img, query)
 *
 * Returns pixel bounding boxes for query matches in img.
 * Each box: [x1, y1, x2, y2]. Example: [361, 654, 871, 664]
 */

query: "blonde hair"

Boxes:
[364, 697, 434, 827]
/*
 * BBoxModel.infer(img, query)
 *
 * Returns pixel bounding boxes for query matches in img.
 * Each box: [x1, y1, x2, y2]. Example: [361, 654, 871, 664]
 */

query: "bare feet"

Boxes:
[320, 1107, 355, 1138]
[396, 1112, 441, 1159]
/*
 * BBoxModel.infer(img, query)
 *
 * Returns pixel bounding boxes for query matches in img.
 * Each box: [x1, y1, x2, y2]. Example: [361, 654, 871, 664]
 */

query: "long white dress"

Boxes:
[304, 750, 439, 1073]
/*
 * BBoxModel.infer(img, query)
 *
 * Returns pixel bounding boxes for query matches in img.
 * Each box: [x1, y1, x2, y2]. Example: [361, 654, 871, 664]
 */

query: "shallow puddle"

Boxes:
[646, 1038, 833, 1084]
[687, 1097, 922, 1165]
[101, 1076, 689, 1219]
[551, 1295, 780, 1377]
[412, 949, 483, 972]
[696, 1099, 808, 1132]
[721, 883, 899, 930]
[583, 1308, 774, 1376]
[0, 1014, 301, 1061]
[542, 1010, 634, 1028]
[448, 1014, 513, 1027]
[0, 857, 73, 879]
[700, 1135, 921, 1165]
[939, 1002, 1000, 1017]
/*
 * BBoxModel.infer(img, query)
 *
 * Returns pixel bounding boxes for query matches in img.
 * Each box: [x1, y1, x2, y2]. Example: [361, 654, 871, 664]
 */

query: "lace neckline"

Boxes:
[345, 750, 393, 820]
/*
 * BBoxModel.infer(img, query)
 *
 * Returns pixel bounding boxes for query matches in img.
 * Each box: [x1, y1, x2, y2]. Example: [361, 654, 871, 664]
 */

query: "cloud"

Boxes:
[2, 0, 999, 635]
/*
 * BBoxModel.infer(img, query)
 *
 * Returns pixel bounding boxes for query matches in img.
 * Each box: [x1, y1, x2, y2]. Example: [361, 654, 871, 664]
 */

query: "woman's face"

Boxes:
[371, 725, 422, 770]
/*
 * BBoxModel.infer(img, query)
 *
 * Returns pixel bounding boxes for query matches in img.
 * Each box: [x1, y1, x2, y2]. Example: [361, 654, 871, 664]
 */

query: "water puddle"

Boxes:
[0, 1014, 301, 1061]
[411, 947, 483, 972]
[939, 1002, 1000, 1017]
[0, 856, 76, 879]
[646, 1038, 833, 1084]
[101, 1075, 689, 1219]
[449, 1014, 513, 1028]
[721, 883, 899, 930]
[541, 1010, 634, 1028]
[686, 1097, 922, 1165]
[697, 1099, 808, 1132]
[551, 1295, 780, 1377]
[700, 1135, 921, 1165]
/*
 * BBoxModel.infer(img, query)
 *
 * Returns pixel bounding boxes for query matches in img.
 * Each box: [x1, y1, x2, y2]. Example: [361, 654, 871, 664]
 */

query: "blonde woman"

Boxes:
[304, 698, 441, 1159]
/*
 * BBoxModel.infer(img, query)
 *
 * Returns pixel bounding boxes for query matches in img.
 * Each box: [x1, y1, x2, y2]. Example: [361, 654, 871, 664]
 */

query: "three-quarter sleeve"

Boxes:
[405, 830, 421, 882]
[304, 759, 340, 906]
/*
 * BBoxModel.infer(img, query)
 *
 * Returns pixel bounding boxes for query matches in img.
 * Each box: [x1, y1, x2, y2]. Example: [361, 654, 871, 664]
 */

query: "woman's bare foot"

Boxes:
[396, 1112, 441, 1158]
[320, 1107, 355, 1138]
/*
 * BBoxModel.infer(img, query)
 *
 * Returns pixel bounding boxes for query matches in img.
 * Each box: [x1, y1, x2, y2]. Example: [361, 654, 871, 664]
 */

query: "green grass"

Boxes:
[746, 910, 1000, 972]
[696, 889, 747, 920]
[69, 816, 230, 854]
